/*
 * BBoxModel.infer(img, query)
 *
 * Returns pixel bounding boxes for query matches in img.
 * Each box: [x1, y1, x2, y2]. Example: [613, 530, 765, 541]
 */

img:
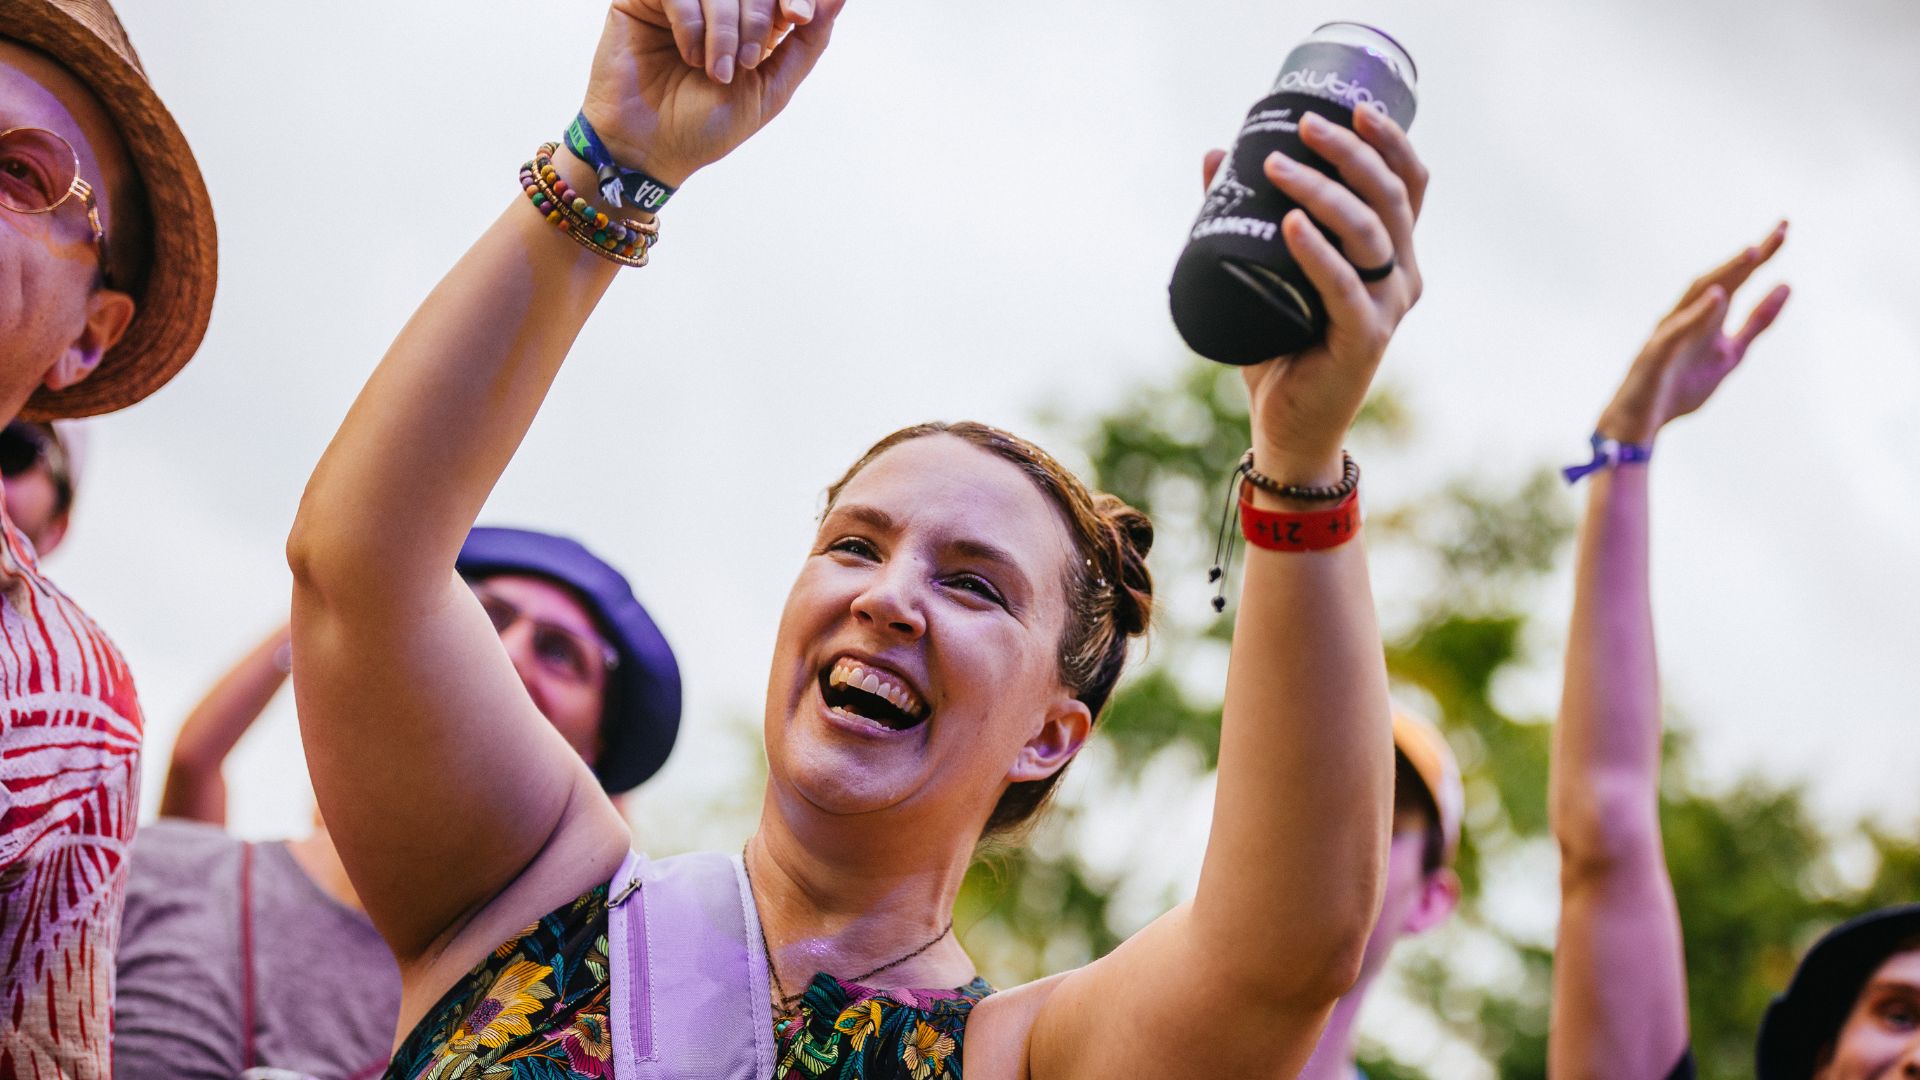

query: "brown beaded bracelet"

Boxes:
[521, 142, 658, 268]
[1238, 449, 1360, 503]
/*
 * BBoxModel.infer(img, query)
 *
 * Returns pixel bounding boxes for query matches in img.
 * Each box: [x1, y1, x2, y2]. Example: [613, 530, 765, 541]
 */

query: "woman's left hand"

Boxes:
[581, 0, 843, 188]
[1202, 107, 1427, 487]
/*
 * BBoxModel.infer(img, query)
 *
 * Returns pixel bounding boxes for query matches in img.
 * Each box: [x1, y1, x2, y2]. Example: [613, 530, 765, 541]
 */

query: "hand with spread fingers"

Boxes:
[584, 0, 841, 188]
[1549, 225, 1793, 1080]
[1202, 107, 1428, 490]
[1597, 222, 1792, 446]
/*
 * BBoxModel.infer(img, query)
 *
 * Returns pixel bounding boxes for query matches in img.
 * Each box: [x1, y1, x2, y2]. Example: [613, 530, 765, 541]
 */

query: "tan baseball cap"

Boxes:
[1393, 708, 1463, 860]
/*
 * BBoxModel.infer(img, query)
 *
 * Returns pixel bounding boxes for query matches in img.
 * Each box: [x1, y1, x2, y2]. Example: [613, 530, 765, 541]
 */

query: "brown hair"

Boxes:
[825, 422, 1154, 839]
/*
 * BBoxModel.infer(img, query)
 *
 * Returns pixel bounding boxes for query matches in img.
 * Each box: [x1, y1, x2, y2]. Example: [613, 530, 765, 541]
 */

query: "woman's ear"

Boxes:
[1007, 698, 1093, 784]
[44, 287, 135, 391]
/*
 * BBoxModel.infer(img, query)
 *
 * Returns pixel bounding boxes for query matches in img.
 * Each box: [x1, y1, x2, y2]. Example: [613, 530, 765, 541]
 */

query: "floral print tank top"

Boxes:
[383, 885, 990, 1080]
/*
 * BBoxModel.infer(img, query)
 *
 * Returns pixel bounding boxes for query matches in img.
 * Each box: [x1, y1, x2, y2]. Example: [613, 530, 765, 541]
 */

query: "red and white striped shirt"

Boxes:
[0, 515, 141, 1080]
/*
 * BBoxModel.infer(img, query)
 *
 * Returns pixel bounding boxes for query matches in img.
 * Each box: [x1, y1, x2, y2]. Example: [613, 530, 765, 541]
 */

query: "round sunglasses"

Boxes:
[0, 126, 112, 287]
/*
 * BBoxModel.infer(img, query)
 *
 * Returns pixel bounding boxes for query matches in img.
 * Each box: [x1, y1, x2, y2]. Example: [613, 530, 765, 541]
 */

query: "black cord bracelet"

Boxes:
[1239, 450, 1360, 503]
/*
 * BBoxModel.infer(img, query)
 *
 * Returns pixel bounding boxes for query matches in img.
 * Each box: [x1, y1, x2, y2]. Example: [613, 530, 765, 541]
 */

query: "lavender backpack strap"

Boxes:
[608, 850, 776, 1079]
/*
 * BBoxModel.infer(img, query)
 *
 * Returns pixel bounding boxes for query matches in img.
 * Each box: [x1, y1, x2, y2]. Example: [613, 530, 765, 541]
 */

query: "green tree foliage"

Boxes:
[958, 363, 1920, 1078]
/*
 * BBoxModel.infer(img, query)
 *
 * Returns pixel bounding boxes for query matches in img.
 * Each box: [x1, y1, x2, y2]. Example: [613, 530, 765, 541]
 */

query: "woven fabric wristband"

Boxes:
[1562, 431, 1653, 485]
[565, 112, 676, 213]
[1239, 482, 1361, 552]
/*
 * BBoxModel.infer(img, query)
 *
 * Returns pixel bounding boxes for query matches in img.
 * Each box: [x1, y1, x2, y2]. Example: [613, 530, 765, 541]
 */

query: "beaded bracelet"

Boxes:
[1239, 449, 1360, 503]
[524, 142, 656, 256]
[522, 143, 656, 265]
[520, 142, 658, 267]
[521, 168, 652, 266]
[1209, 451, 1365, 611]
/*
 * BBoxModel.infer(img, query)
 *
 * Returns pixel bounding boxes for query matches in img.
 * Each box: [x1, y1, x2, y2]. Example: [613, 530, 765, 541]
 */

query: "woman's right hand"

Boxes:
[1597, 223, 1791, 445]
[1200, 107, 1429, 489]
[581, 0, 844, 189]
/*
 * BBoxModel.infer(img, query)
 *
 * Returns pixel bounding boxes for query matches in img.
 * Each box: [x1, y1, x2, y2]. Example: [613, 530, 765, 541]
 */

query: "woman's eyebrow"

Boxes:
[948, 538, 1033, 597]
[822, 504, 895, 532]
[820, 505, 1036, 599]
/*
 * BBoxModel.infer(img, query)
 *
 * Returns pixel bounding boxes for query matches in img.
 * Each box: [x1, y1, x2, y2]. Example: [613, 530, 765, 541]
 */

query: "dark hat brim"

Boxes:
[3, 0, 218, 420]
[457, 526, 682, 795]
[1756, 903, 1920, 1079]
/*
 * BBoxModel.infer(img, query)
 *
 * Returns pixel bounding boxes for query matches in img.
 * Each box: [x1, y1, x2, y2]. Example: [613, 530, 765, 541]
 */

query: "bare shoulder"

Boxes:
[975, 903, 1304, 1078]
[961, 970, 1077, 1080]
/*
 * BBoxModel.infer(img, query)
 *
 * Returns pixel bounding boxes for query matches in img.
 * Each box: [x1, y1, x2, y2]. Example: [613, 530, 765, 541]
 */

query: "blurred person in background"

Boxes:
[0, 419, 83, 556]
[113, 527, 681, 1080]
[1755, 906, 1920, 1080]
[285, 0, 1432, 1075]
[1552, 222, 1920, 1080]
[1548, 227, 1800, 1080]
[1, 0, 217, 1073]
[1298, 709, 1464, 1080]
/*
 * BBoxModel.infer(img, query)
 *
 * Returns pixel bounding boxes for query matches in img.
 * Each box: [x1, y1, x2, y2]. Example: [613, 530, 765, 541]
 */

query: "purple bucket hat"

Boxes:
[457, 526, 681, 795]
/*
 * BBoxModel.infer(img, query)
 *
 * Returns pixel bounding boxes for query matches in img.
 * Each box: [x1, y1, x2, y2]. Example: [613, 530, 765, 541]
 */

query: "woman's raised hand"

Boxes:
[1201, 107, 1428, 485]
[582, 0, 843, 188]
[1597, 223, 1791, 445]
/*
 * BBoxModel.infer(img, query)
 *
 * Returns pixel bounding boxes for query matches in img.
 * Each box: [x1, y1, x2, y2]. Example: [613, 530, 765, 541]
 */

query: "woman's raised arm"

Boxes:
[1029, 108, 1426, 1078]
[286, 0, 841, 979]
[1548, 226, 1789, 1080]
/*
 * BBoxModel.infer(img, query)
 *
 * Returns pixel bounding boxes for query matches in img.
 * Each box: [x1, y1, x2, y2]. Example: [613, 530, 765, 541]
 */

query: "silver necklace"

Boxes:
[741, 845, 956, 1038]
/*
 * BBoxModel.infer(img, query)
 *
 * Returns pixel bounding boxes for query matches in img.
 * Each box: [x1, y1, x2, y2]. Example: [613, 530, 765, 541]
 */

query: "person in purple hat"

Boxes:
[112, 527, 680, 1080]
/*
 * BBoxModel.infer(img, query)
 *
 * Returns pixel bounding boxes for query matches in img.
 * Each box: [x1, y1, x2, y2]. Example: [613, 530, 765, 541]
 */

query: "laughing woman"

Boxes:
[286, 2, 1430, 1077]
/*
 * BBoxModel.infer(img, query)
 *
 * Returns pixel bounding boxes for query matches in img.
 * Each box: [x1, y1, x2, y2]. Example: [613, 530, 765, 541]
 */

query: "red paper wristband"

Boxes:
[1238, 482, 1361, 552]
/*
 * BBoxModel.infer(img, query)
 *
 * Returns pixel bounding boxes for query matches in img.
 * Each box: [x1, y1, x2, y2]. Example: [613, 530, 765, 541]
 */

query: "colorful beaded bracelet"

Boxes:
[520, 142, 658, 267]
[521, 169, 651, 266]
[521, 147, 655, 266]
[524, 142, 656, 257]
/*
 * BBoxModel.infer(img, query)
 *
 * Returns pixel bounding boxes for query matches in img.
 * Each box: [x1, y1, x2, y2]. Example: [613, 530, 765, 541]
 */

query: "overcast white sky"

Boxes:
[68, 0, 1918, 869]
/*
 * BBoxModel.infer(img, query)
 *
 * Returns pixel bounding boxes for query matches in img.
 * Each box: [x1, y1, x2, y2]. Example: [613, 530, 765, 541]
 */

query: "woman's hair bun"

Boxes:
[1094, 494, 1154, 638]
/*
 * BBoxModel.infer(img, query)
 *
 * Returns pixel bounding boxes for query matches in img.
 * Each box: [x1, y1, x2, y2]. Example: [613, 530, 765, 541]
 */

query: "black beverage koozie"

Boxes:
[1171, 28, 1418, 365]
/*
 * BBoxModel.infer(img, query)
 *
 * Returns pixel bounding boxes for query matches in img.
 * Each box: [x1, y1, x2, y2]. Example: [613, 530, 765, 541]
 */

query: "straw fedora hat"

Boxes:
[3, 0, 217, 420]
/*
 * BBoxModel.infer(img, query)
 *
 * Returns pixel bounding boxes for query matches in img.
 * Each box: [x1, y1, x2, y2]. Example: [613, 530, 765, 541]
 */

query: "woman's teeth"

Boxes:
[827, 658, 925, 720]
[828, 703, 896, 730]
